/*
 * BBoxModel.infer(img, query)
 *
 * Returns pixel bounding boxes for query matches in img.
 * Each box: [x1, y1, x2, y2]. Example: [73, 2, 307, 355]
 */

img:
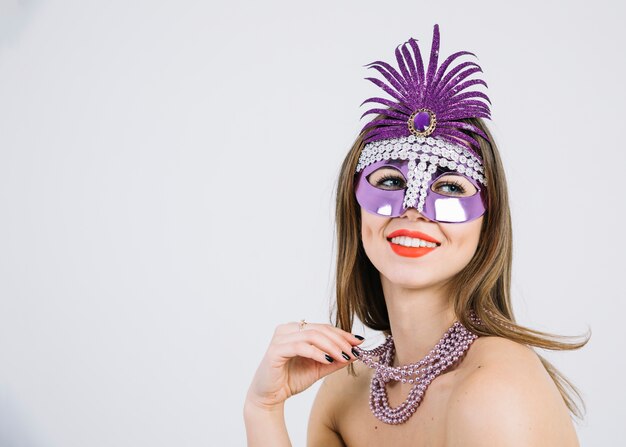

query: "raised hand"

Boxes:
[245, 321, 364, 410]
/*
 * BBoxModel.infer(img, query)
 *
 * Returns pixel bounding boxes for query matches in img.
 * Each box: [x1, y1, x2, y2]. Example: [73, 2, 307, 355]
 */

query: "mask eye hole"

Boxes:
[366, 167, 407, 191]
[431, 174, 477, 197]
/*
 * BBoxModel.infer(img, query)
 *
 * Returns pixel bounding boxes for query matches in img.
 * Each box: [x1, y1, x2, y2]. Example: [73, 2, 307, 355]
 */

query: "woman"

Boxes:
[244, 24, 589, 446]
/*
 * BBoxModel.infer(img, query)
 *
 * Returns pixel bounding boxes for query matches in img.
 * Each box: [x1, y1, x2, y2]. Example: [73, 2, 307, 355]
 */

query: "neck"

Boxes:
[380, 274, 457, 367]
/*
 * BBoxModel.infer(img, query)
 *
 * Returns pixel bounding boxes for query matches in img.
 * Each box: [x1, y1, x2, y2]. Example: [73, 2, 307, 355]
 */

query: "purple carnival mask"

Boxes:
[355, 156, 486, 223]
[353, 24, 492, 223]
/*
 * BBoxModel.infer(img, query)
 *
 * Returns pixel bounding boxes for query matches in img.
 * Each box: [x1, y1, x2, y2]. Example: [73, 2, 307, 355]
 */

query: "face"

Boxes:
[358, 164, 484, 290]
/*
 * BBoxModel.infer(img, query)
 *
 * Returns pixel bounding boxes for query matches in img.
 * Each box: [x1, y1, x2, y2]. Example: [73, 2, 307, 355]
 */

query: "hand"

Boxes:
[245, 321, 364, 410]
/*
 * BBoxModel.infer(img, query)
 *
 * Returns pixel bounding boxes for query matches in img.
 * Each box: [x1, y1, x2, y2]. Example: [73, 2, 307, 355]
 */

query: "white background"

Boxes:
[0, 0, 623, 445]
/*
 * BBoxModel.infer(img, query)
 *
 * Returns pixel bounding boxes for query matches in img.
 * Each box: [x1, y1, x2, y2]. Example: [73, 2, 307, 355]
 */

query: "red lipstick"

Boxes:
[386, 229, 441, 258]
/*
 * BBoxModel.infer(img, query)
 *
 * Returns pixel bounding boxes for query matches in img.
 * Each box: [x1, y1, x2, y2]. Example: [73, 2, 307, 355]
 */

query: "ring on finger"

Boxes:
[298, 319, 307, 332]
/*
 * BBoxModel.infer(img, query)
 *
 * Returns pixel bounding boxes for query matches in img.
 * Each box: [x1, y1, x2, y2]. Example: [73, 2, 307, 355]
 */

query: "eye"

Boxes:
[432, 175, 476, 197]
[367, 168, 406, 191]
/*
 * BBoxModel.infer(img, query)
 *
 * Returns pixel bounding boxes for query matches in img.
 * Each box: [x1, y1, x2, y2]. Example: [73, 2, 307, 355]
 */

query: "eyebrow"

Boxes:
[377, 159, 405, 168]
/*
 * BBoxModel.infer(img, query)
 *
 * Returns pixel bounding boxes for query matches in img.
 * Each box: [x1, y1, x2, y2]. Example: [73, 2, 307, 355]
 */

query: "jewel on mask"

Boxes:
[408, 109, 436, 137]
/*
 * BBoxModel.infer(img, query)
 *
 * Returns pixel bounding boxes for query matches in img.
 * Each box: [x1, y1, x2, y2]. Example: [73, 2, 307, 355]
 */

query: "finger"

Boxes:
[272, 322, 300, 337]
[301, 325, 363, 360]
[271, 340, 336, 365]
[317, 323, 366, 346]
[294, 323, 364, 352]
[288, 321, 365, 345]
[311, 350, 361, 381]
[277, 329, 354, 363]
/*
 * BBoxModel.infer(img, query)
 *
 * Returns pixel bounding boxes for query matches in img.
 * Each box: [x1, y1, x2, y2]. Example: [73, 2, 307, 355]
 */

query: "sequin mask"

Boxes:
[354, 136, 486, 223]
[353, 24, 492, 223]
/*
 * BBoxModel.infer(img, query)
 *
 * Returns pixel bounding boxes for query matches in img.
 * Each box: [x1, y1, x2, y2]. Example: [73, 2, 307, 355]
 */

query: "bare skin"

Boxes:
[245, 171, 580, 446]
[244, 321, 363, 447]
[308, 337, 580, 446]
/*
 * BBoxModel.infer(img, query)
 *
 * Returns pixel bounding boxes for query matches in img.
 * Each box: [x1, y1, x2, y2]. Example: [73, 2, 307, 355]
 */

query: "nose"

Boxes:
[399, 206, 432, 222]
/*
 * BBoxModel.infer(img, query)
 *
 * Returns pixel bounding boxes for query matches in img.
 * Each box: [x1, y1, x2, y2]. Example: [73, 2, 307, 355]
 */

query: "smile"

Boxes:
[386, 229, 441, 258]
[389, 236, 438, 248]
[387, 240, 438, 258]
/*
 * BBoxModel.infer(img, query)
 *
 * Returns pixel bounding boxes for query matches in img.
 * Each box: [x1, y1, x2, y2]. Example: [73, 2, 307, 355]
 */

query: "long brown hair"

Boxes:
[331, 117, 591, 420]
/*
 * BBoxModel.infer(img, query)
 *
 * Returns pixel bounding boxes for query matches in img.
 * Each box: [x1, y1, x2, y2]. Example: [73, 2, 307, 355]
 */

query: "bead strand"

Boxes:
[353, 311, 481, 425]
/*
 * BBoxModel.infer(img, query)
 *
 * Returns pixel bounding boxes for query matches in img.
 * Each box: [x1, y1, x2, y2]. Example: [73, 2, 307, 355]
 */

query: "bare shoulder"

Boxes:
[462, 334, 541, 366]
[446, 336, 579, 447]
[312, 361, 371, 416]
[307, 362, 370, 446]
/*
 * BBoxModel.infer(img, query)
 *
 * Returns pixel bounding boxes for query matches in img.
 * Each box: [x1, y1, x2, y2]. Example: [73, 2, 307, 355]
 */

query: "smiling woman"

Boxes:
[244, 24, 590, 447]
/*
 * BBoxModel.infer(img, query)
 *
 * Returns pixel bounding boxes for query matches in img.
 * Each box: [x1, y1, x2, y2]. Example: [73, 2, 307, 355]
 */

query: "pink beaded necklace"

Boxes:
[353, 313, 482, 425]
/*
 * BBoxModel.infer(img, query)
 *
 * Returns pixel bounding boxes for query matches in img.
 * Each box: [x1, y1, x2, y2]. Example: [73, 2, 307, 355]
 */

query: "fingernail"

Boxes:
[341, 351, 350, 361]
[351, 347, 360, 357]
[353, 334, 365, 340]
[324, 354, 334, 363]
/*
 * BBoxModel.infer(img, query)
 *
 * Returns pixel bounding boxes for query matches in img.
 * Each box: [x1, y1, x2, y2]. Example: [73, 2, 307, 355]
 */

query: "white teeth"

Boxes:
[390, 236, 438, 248]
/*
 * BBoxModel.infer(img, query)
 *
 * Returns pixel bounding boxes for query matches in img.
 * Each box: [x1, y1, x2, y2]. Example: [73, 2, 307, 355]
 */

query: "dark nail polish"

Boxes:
[341, 351, 350, 361]
[351, 347, 360, 357]
[354, 334, 365, 340]
[324, 354, 334, 363]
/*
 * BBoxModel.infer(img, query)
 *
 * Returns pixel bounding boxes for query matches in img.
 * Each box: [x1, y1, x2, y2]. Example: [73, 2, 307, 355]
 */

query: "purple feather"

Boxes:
[434, 61, 483, 97]
[437, 128, 482, 151]
[395, 44, 414, 89]
[362, 118, 407, 132]
[443, 90, 491, 105]
[431, 51, 476, 91]
[365, 62, 410, 96]
[424, 25, 441, 93]
[360, 108, 409, 121]
[364, 77, 407, 103]
[364, 127, 412, 143]
[408, 38, 425, 86]
[437, 122, 489, 142]
[401, 44, 419, 89]
[359, 24, 492, 155]
[440, 108, 490, 121]
[360, 97, 413, 113]
[439, 71, 487, 99]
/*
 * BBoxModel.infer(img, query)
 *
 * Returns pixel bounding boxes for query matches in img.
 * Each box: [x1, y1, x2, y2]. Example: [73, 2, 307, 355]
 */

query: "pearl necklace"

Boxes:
[353, 314, 481, 425]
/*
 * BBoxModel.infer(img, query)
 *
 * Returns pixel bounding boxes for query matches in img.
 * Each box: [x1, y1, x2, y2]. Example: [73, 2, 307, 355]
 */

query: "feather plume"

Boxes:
[360, 24, 491, 157]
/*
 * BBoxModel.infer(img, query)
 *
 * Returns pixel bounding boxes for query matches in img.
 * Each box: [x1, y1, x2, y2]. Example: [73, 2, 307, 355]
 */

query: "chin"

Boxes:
[378, 263, 448, 290]
[372, 246, 466, 291]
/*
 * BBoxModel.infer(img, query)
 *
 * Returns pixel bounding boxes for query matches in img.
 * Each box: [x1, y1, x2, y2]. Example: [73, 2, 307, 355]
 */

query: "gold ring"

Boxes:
[298, 319, 307, 331]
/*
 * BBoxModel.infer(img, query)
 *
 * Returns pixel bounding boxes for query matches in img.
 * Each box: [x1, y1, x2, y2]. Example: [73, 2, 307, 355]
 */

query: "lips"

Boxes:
[387, 229, 441, 244]
[386, 229, 441, 258]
